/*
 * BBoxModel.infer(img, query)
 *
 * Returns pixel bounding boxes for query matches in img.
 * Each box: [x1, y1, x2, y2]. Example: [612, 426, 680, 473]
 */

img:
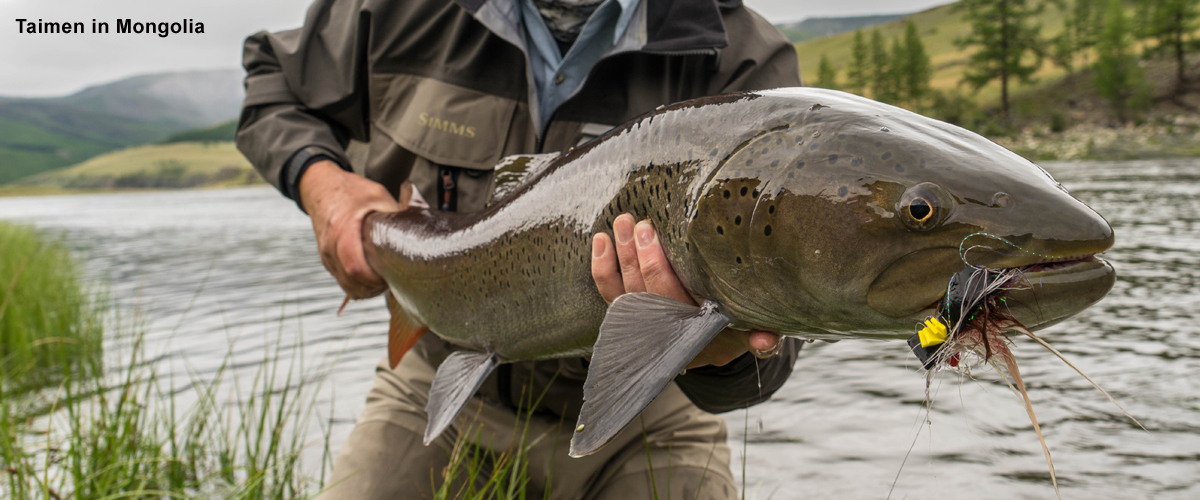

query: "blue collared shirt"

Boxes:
[519, 0, 641, 133]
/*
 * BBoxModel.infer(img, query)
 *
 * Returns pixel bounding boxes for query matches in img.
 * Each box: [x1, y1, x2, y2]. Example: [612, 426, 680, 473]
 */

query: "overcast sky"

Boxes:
[0, 0, 950, 97]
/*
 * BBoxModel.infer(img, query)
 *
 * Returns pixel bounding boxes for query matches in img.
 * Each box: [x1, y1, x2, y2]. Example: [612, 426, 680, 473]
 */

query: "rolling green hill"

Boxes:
[0, 70, 243, 185]
[161, 120, 238, 144]
[776, 14, 911, 43]
[6, 142, 260, 194]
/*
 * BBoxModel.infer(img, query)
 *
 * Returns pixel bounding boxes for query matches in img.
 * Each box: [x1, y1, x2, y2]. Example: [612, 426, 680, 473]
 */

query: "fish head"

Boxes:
[687, 89, 1114, 339]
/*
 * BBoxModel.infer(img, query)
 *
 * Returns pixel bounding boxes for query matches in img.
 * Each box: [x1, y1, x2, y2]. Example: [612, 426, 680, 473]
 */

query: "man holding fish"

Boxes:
[237, 0, 803, 497]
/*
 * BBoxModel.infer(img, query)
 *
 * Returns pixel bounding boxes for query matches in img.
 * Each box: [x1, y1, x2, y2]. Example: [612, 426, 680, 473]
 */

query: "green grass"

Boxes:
[433, 371, 563, 500]
[0, 316, 335, 499]
[0, 223, 333, 498]
[0, 222, 103, 390]
[10, 142, 261, 191]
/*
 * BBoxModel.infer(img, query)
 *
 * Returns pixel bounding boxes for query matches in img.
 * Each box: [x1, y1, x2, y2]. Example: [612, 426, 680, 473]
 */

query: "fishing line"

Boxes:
[957, 232, 1057, 269]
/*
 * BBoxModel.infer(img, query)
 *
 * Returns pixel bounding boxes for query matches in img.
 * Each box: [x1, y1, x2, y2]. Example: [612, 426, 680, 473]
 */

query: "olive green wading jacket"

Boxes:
[237, 0, 803, 418]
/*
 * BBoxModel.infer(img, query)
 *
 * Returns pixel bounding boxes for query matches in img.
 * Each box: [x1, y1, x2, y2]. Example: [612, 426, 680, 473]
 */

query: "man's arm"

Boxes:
[237, 1, 396, 298]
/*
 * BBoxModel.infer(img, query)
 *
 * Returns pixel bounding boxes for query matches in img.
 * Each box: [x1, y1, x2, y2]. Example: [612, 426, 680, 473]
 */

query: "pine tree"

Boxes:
[1051, 29, 1076, 73]
[870, 29, 895, 102]
[954, 0, 1046, 118]
[1140, 0, 1199, 93]
[900, 20, 934, 107]
[846, 29, 870, 94]
[1072, 0, 1102, 66]
[1095, 0, 1151, 121]
[816, 54, 839, 89]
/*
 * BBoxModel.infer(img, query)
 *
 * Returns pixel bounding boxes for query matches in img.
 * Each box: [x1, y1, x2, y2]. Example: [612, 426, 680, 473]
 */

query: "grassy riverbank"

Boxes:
[0, 223, 102, 389]
[0, 222, 332, 499]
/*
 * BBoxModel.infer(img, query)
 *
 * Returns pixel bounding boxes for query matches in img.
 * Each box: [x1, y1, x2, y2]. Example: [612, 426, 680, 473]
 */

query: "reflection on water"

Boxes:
[1, 159, 1197, 498]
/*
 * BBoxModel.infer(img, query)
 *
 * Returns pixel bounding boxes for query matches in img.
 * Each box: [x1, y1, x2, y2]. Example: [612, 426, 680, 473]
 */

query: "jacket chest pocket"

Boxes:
[370, 74, 534, 212]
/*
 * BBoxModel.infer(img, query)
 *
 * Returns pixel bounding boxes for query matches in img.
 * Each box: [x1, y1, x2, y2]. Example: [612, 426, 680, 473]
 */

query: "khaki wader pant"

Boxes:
[319, 352, 738, 500]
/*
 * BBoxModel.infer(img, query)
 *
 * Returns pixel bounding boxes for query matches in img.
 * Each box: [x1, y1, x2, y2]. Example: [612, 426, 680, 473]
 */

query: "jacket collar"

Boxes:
[455, 0, 731, 52]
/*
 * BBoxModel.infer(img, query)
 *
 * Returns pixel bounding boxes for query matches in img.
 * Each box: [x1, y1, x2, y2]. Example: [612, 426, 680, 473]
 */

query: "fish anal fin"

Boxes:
[386, 292, 428, 369]
[424, 351, 500, 445]
[570, 293, 731, 457]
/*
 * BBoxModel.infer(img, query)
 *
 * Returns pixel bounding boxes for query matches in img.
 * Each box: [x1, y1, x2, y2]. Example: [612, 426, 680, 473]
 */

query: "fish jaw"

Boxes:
[999, 255, 1116, 330]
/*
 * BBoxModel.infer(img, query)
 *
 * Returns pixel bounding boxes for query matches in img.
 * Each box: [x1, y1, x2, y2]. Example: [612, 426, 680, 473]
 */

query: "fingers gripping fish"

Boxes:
[361, 88, 1116, 458]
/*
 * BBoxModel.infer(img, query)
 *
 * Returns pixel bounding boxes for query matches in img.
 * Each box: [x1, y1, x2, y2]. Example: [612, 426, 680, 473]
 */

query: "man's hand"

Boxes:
[299, 160, 403, 298]
[591, 214, 781, 369]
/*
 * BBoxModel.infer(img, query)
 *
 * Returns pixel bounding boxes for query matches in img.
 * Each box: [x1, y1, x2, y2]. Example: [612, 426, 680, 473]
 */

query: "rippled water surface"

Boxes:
[1, 159, 1197, 499]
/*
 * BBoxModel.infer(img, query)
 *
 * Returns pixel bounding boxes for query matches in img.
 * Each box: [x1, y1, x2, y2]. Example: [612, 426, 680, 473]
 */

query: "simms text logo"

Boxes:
[418, 112, 476, 138]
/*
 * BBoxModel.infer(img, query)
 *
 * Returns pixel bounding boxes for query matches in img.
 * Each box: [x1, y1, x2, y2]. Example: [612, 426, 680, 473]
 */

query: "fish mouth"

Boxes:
[979, 254, 1116, 330]
[1019, 254, 1102, 274]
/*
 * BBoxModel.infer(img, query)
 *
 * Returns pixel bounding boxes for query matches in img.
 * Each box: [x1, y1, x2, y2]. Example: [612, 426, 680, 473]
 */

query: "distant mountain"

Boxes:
[0, 69, 244, 185]
[775, 14, 911, 43]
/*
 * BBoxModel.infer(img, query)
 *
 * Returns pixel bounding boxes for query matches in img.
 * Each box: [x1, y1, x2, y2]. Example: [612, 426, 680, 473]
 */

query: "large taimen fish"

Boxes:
[362, 88, 1115, 459]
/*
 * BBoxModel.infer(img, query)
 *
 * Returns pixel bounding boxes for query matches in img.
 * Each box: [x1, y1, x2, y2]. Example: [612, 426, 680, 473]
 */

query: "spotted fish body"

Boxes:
[363, 88, 1116, 455]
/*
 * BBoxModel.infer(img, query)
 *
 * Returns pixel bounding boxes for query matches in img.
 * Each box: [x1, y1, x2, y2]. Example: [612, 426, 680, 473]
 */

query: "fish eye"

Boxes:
[898, 183, 949, 231]
[908, 198, 933, 221]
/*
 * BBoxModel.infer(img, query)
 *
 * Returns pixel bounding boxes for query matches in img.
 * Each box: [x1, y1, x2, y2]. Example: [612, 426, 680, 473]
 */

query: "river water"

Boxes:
[0, 159, 1197, 499]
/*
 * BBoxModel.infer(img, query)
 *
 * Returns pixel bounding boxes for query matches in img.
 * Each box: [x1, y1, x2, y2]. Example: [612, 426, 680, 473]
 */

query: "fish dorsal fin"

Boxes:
[569, 293, 731, 457]
[386, 292, 428, 369]
[490, 153, 560, 203]
[424, 351, 501, 445]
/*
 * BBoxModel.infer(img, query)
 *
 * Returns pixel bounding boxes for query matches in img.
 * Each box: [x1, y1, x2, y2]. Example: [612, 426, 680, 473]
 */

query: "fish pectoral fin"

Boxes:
[424, 350, 500, 445]
[569, 293, 731, 458]
[387, 292, 428, 369]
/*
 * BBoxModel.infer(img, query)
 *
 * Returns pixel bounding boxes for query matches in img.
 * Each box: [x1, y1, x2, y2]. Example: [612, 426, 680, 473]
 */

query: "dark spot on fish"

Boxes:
[711, 148, 719, 157]
[809, 103, 828, 111]
[717, 225, 724, 234]
[795, 136, 804, 144]
[735, 215, 743, 226]
[708, 118, 715, 126]
[850, 157, 863, 167]
[746, 159, 753, 166]
[768, 205, 775, 214]
[828, 154, 839, 164]
[838, 186, 848, 197]
[752, 189, 760, 198]
[736, 256, 743, 264]
[740, 187, 748, 196]
[895, 164, 905, 172]
[676, 135, 681, 145]
[810, 143, 819, 150]
[764, 225, 772, 236]
[754, 170, 761, 177]
[761, 137, 771, 143]
[795, 161, 805, 169]
[880, 127, 890, 132]
[881, 152, 892, 160]
[771, 160, 779, 167]
[837, 134, 846, 139]
[723, 189, 731, 198]
[813, 117, 823, 123]
[875, 141, 882, 147]
[920, 159, 927, 168]
[762, 148, 769, 154]
[776, 138, 782, 145]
